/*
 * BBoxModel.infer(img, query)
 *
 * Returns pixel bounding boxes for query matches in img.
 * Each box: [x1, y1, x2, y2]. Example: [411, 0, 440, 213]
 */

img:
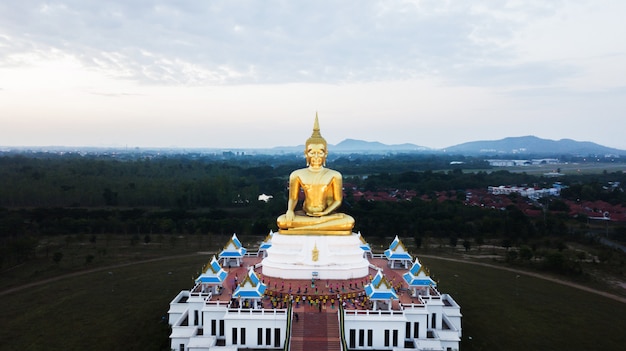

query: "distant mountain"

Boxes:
[3, 136, 624, 157]
[333, 139, 431, 152]
[271, 139, 430, 154]
[442, 136, 625, 156]
[270, 135, 625, 156]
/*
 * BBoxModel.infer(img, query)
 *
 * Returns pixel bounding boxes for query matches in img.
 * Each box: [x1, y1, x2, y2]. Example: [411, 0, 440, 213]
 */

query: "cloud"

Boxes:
[1, 0, 625, 150]
[1, 0, 585, 86]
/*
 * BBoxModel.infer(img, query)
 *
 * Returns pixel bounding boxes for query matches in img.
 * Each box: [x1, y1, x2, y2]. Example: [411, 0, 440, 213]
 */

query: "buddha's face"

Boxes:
[305, 143, 327, 169]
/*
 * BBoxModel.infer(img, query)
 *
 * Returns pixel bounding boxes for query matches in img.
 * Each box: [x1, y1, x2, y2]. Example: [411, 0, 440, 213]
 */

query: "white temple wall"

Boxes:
[170, 336, 188, 351]
[344, 312, 406, 349]
[263, 233, 369, 280]
[442, 294, 463, 335]
[168, 290, 191, 324]
[222, 310, 287, 349]
[403, 308, 429, 340]
[201, 308, 227, 338]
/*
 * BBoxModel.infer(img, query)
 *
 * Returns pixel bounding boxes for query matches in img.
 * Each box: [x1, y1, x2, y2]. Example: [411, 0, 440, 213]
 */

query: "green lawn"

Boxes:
[0, 254, 205, 351]
[1, 253, 624, 351]
[423, 257, 626, 351]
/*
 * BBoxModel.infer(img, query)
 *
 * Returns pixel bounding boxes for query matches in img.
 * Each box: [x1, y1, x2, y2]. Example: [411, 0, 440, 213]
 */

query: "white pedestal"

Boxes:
[261, 233, 369, 280]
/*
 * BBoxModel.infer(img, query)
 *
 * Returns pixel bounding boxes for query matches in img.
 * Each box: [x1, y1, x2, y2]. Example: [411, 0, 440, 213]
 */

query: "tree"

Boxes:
[449, 236, 458, 248]
[102, 188, 118, 206]
[475, 236, 484, 251]
[53, 252, 63, 264]
[9, 236, 38, 263]
[414, 235, 422, 249]
[519, 245, 533, 261]
[543, 252, 565, 273]
[506, 250, 518, 262]
[501, 239, 512, 251]
[462, 240, 471, 252]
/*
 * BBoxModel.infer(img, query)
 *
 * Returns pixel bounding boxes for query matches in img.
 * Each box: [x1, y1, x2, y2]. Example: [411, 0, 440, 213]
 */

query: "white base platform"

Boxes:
[261, 232, 369, 280]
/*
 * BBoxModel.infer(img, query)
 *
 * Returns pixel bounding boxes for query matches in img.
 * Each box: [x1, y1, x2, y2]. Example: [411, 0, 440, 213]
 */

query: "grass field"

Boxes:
[491, 162, 626, 175]
[423, 257, 626, 351]
[1, 250, 625, 351]
[454, 161, 626, 176]
[0, 254, 204, 351]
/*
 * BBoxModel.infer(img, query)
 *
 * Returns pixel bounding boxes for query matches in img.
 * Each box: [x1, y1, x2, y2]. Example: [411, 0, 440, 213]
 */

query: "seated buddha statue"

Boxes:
[276, 115, 355, 235]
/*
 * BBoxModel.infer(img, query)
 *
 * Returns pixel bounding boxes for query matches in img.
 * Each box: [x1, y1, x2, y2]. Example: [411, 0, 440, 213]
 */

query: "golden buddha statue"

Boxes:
[277, 114, 355, 235]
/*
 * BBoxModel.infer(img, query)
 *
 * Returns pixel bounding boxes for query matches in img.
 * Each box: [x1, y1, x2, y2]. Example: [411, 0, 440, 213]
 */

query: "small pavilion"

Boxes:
[402, 258, 437, 297]
[357, 231, 373, 259]
[218, 233, 247, 267]
[195, 256, 228, 295]
[258, 230, 274, 258]
[384, 235, 412, 269]
[232, 267, 267, 309]
[364, 269, 399, 310]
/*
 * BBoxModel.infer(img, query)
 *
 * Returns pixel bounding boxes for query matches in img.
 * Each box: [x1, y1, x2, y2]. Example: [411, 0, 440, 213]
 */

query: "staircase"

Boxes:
[290, 311, 341, 351]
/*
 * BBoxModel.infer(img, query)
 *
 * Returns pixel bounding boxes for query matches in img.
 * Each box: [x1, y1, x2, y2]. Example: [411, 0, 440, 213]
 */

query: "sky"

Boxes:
[1, 0, 625, 150]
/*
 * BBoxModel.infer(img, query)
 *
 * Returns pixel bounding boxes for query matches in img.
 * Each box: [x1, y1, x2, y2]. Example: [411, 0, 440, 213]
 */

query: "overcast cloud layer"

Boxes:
[1, 0, 625, 150]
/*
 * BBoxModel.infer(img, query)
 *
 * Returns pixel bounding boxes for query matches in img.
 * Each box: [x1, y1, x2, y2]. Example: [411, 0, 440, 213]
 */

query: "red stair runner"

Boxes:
[290, 310, 341, 351]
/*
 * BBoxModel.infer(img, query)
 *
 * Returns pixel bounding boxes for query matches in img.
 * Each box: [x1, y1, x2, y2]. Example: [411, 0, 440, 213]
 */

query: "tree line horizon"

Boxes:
[1, 152, 625, 276]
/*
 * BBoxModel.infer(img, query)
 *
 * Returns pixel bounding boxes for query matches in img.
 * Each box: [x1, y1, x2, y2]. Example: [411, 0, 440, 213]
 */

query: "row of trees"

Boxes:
[3, 153, 626, 208]
[2, 153, 626, 272]
[0, 194, 579, 267]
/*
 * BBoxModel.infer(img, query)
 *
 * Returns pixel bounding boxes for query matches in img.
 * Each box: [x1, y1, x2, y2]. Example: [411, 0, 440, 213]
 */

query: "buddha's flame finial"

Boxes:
[313, 112, 320, 133]
[306, 112, 327, 149]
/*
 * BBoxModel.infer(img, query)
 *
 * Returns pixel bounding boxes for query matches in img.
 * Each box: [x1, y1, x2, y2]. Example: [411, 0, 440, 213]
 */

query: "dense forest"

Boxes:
[1, 152, 626, 277]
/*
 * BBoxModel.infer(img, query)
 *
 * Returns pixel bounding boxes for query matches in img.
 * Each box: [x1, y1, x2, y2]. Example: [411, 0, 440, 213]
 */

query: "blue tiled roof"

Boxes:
[389, 236, 400, 250]
[384, 235, 412, 260]
[219, 250, 246, 257]
[196, 275, 226, 284]
[402, 258, 436, 287]
[232, 267, 266, 299]
[195, 256, 228, 284]
[409, 260, 422, 275]
[402, 272, 435, 286]
[384, 249, 412, 260]
[232, 233, 242, 248]
[366, 290, 399, 300]
[219, 233, 247, 258]
[232, 286, 267, 298]
[364, 270, 398, 300]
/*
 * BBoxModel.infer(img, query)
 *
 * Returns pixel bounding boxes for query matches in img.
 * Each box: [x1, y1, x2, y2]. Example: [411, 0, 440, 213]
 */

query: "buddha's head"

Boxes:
[305, 114, 328, 168]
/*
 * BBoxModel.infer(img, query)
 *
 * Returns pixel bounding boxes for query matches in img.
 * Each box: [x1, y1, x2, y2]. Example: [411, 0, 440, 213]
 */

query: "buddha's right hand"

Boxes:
[285, 210, 295, 225]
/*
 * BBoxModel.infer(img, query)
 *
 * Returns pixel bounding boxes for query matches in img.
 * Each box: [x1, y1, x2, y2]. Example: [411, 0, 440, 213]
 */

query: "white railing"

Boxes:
[343, 309, 405, 317]
[204, 300, 229, 306]
[225, 308, 288, 316]
[400, 302, 426, 309]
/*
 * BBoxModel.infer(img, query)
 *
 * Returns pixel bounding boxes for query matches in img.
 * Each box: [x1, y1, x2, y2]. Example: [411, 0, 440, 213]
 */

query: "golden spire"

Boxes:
[306, 112, 327, 149]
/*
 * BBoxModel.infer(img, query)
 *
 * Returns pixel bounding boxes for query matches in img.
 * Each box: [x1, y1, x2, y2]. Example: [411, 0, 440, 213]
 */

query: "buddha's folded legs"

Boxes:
[277, 213, 354, 231]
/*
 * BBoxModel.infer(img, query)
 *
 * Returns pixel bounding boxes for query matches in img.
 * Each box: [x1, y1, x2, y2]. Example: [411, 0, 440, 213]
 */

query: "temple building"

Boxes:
[168, 116, 462, 350]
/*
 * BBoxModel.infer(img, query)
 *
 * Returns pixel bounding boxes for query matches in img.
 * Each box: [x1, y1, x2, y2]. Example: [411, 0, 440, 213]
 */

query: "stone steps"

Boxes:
[290, 311, 341, 351]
